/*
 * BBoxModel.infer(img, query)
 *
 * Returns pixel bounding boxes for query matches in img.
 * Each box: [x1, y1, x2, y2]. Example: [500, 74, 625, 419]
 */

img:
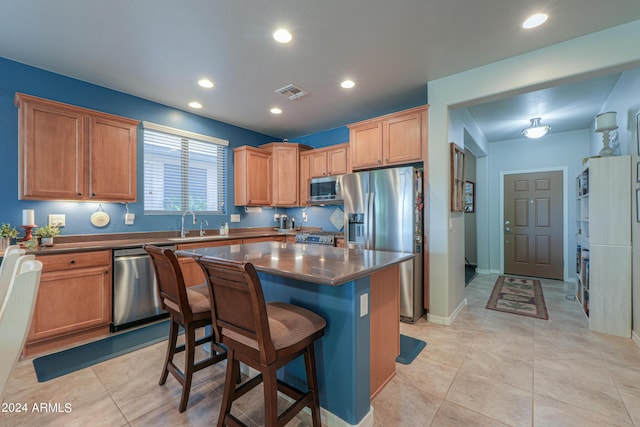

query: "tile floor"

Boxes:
[2, 273, 640, 426]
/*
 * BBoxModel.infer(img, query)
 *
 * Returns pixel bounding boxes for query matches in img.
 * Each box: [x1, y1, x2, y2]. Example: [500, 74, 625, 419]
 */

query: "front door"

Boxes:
[504, 171, 563, 280]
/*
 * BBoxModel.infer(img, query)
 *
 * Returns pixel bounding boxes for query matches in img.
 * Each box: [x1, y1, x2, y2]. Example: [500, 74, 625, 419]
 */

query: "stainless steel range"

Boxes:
[294, 231, 337, 246]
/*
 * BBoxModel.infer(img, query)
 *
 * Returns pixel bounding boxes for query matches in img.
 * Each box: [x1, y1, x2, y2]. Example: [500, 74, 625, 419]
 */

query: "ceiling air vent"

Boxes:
[275, 84, 308, 100]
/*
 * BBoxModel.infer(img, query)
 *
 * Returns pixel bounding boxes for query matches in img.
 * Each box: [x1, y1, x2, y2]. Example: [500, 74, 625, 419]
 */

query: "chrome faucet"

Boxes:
[199, 219, 209, 236]
[181, 210, 196, 238]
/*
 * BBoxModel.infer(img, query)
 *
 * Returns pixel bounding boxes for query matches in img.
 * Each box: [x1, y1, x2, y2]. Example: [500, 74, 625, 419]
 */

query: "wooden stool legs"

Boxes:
[217, 345, 322, 427]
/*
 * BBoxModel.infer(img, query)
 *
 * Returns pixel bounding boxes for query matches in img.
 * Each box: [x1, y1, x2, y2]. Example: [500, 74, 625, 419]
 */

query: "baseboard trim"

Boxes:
[632, 330, 640, 349]
[427, 298, 468, 325]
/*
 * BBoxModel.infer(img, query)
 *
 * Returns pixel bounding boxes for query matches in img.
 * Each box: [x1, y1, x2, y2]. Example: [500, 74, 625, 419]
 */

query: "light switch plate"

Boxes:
[125, 213, 135, 225]
[230, 214, 241, 223]
[48, 214, 66, 227]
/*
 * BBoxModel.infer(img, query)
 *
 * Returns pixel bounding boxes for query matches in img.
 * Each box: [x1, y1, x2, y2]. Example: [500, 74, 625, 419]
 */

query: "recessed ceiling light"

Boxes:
[189, 101, 202, 109]
[198, 78, 214, 88]
[273, 28, 292, 43]
[341, 80, 355, 89]
[270, 107, 283, 114]
[522, 13, 548, 29]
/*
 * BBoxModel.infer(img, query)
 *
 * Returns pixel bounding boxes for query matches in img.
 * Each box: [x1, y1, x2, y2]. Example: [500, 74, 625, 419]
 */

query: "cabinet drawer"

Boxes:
[37, 250, 111, 272]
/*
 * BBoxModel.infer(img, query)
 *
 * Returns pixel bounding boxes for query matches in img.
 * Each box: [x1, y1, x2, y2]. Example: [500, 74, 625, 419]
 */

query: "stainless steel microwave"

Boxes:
[309, 175, 343, 205]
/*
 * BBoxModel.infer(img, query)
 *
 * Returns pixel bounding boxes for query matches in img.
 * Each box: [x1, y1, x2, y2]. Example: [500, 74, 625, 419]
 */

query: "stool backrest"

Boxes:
[143, 245, 193, 321]
[197, 257, 276, 364]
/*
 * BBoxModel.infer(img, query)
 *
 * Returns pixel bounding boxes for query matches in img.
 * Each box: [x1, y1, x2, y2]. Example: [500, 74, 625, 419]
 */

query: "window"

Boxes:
[143, 122, 228, 214]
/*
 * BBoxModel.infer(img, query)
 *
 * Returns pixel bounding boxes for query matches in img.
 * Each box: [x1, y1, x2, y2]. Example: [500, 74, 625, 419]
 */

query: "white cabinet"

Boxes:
[575, 156, 631, 337]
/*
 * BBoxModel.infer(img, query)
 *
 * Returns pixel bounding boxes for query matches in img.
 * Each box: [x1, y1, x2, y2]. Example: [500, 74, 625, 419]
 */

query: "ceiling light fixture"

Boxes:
[188, 101, 202, 109]
[270, 107, 282, 114]
[341, 80, 355, 89]
[273, 28, 292, 43]
[198, 78, 214, 88]
[522, 118, 550, 139]
[522, 13, 548, 29]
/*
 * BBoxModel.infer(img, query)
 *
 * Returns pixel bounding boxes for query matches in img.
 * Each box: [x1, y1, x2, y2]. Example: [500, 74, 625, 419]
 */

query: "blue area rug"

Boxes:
[33, 320, 171, 382]
[396, 334, 427, 365]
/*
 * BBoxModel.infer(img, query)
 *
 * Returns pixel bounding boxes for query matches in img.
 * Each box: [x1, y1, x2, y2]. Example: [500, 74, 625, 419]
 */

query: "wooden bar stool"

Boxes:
[144, 244, 227, 413]
[196, 257, 326, 427]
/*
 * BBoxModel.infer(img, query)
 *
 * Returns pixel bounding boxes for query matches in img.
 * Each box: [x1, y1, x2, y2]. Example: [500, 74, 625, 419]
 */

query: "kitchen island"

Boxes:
[177, 241, 414, 426]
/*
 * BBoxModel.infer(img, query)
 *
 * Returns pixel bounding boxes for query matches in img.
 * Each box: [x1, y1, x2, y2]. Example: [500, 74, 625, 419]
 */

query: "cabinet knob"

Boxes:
[377, 160, 382, 164]
[69, 260, 76, 264]
[385, 158, 389, 161]
[91, 193, 96, 197]
[77, 192, 82, 197]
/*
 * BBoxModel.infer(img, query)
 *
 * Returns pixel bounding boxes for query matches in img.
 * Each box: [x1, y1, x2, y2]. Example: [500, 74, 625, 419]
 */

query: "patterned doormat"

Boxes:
[485, 276, 548, 320]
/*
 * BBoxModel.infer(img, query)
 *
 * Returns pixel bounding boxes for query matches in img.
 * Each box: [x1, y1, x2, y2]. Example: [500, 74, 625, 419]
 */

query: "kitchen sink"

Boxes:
[166, 235, 227, 242]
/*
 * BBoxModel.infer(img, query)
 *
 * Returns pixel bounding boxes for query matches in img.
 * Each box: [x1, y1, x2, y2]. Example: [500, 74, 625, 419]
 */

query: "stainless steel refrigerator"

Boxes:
[342, 166, 424, 323]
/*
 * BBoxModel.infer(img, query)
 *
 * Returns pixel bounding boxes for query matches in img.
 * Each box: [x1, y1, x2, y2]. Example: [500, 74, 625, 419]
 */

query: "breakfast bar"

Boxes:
[176, 241, 414, 426]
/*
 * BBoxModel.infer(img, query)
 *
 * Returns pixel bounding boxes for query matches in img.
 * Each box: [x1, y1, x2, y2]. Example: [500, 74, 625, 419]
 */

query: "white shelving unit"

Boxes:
[575, 156, 632, 337]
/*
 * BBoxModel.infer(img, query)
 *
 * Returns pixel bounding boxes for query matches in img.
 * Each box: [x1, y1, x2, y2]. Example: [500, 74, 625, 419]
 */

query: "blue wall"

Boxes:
[0, 57, 279, 236]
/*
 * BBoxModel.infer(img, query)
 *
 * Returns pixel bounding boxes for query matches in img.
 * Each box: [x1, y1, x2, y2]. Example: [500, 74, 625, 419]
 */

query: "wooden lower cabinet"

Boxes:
[369, 264, 400, 399]
[25, 250, 112, 356]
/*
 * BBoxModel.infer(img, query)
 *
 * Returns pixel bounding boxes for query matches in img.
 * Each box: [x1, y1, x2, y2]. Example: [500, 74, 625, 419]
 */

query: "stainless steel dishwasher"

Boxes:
[111, 245, 175, 331]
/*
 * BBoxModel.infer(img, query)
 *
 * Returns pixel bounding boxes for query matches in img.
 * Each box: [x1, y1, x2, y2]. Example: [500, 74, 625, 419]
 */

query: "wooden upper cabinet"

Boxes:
[15, 93, 138, 202]
[234, 146, 272, 206]
[299, 151, 311, 206]
[259, 142, 311, 207]
[308, 143, 349, 178]
[89, 115, 137, 201]
[349, 105, 428, 170]
[349, 121, 383, 169]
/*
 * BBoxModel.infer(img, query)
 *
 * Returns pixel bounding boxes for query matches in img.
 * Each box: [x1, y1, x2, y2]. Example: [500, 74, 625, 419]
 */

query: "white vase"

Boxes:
[1, 237, 9, 251]
[41, 237, 54, 246]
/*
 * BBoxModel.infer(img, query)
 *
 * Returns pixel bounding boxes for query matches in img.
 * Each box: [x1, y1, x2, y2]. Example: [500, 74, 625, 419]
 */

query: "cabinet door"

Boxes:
[89, 114, 138, 201]
[309, 151, 328, 177]
[327, 144, 349, 175]
[234, 147, 271, 206]
[299, 152, 311, 206]
[18, 98, 86, 200]
[272, 145, 299, 206]
[350, 122, 383, 170]
[28, 265, 112, 342]
[383, 111, 423, 165]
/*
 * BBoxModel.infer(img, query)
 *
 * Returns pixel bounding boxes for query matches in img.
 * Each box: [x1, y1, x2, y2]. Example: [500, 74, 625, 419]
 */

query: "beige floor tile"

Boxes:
[534, 362, 632, 424]
[458, 344, 534, 392]
[445, 371, 533, 427]
[431, 400, 510, 427]
[372, 374, 442, 427]
[533, 394, 633, 427]
[394, 353, 458, 398]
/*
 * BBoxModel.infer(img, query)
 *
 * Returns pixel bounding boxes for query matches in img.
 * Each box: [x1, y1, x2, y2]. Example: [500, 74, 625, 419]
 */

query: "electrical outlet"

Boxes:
[274, 213, 280, 221]
[360, 293, 369, 317]
[48, 214, 66, 227]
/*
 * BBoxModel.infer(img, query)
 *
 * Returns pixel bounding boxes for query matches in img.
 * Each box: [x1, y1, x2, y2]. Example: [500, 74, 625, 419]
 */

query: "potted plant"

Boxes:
[35, 224, 60, 246]
[0, 223, 19, 250]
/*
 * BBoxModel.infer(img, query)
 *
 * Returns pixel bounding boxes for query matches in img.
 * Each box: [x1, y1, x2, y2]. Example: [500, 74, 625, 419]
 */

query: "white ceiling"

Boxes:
[1, 1, 640, 140]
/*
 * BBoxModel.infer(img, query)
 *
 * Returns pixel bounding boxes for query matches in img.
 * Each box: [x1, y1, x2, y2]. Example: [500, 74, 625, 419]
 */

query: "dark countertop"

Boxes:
[176, 241, 414, 286]
[0, 228, 309, 256]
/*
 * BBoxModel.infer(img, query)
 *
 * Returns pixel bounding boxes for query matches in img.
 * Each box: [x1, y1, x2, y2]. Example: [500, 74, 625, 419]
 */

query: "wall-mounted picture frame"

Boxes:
[464, 181, 475, 213]
[637, 189, 640, 223]
[450, 143, 466, 212]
